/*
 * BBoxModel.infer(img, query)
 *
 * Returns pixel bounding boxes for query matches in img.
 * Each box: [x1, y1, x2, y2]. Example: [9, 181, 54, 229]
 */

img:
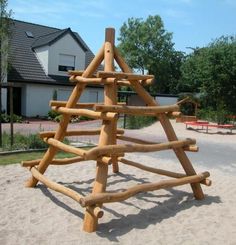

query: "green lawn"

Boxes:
[0, 151, 77, 165]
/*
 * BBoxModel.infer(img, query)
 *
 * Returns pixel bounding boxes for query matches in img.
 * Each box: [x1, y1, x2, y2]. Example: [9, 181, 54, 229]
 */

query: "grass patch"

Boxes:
[0, 151, 83, 165]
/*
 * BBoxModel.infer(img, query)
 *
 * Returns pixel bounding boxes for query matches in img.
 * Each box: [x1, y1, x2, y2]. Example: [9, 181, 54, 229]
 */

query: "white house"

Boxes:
[1, 19, 104, 117]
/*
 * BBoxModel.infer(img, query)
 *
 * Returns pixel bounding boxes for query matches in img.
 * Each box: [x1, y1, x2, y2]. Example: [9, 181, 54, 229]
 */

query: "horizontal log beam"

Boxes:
[116, 135, 198, 152]
[69, 76, 152, 87]
[116, 135, 156, 145]
[80, 171, 210, 206]
[118, 158, 211, 186]
[50, 100, 96, 108]
[97, 71, 154, 81]
[51, 106, 117, 120]
[21, 156, 84, 167]
[84, 138, 196, 160]
[50, 101, 126, 108]
[40, 128, 125, 139]
[94, 104, 179, 115]
[44, 138, 87, 157]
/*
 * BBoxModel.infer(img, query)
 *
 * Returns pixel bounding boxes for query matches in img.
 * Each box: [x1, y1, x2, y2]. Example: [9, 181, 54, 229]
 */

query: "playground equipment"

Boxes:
[176, 97, 200, 122]
[22, 28, 211, 233]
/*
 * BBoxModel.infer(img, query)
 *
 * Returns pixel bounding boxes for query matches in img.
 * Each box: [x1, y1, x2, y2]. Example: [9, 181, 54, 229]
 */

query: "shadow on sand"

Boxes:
[37, 172, 220, 242]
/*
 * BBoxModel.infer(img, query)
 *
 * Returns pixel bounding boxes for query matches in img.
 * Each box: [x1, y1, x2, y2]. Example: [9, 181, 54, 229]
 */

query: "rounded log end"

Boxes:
[205, 179, 212, 186]
[24, 178, 36, 188]
[69, 75, 76, 82]
[21, 161, 26, 167]
[94, 208, 104, 219]
[80, 198, 86, 207]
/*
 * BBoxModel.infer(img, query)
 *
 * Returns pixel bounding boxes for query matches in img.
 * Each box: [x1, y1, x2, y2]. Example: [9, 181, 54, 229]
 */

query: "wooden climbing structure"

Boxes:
[22, 28, 211, 233]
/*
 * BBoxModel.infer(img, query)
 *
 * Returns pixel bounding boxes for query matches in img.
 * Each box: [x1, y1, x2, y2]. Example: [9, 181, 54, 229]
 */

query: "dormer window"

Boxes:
[58, 54, 75, 72]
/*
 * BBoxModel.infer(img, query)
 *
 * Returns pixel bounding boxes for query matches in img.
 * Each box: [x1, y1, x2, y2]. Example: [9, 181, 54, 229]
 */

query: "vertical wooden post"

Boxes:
[83, 28, 117, 232]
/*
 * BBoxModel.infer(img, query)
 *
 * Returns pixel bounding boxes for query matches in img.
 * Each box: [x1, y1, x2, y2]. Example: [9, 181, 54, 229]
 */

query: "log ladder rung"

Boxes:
[51, 106, 117, 120]
[94, 104, 179, 115]
[84, 138, 196, 160]
[80, 171, 210, 207]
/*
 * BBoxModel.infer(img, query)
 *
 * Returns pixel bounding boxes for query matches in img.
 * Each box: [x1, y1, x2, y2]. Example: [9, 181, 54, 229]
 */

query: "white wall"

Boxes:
[58, 87, 104, 103]
[48, 33, 86, 75]
[155, 96, 178, 105]
[34, 46, 49, 74]
[23, 84, 104, 117]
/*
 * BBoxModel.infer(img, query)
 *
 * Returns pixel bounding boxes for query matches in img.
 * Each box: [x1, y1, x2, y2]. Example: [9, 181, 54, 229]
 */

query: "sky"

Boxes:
[7, 0, 236, 54]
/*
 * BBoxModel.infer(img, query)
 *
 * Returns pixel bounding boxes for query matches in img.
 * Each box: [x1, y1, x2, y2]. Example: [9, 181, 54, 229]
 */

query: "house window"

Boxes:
[58, 54, 75, 72]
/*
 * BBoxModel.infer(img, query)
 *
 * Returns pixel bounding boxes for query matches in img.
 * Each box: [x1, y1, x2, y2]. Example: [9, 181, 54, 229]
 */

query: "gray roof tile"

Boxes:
[8, 19, 97, 85]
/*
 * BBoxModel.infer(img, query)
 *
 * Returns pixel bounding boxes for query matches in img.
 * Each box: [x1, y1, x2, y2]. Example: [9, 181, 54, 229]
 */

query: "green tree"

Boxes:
[117, 15, 184, 94]
[0, 0, 12, 147]
[179, 36, 236, 114]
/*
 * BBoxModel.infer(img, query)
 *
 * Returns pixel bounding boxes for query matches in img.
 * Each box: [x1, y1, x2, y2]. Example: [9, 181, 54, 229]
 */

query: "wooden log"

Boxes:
[50, 100, 126, 109]
[184, 145, 199, 152]
[83, 28, 116, 233]
[30, 167, 83, 204]
[114, 47, 133, 73]
[97, 71, 154, 81]
[40, 128, 124, 139]
[68, 71, 153, 86]
[80, 171, 210, 207]
[51, 106, 117, 120]
[50, 100, 96, 108]
[44, 138, 87, 157]
[21, 156, 84, 167]
[85, 138, 196, 160]
[177, 97, 190, 105]
[116, 135, 198, 152]
[94, 104, 179, 115]
[116, 135, 156, 145]
[86, 206, 104, 219]
[69, 76, 104, 83]
[118, 158, 211, 186]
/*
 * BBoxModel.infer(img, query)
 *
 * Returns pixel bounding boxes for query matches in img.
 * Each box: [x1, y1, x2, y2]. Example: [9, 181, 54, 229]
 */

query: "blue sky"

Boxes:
[8, 0, 236, 54]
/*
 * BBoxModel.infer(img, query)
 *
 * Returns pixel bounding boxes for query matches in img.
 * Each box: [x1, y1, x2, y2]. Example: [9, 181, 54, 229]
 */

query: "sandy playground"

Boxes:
[0, 120, 236, 244]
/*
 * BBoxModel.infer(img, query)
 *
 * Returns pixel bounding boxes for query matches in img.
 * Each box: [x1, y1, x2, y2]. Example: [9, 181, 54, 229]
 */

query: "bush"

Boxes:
[126, 115, 157, 129]
[47, 110, 60, 121]
[0, 113, 23, 123]
[198, 104, 230, 124]
[1, 132, 70, 151]
[1, 132, 46, 151]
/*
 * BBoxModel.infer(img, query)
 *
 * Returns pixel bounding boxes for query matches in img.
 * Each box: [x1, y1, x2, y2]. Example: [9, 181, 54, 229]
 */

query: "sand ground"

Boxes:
[0, 120, 236, 244]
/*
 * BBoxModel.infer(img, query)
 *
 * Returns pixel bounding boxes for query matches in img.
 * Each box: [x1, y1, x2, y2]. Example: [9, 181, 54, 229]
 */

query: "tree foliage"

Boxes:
[179, 36, 236, 113]
[117, 15, 184, 94]
[0, 0, 12, 147]
[0, 0, 12, 83]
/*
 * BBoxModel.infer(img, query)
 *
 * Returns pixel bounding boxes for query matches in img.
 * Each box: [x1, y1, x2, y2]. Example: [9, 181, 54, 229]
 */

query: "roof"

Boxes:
[7, 19, 97, 86]
[31, 28, 88, 51]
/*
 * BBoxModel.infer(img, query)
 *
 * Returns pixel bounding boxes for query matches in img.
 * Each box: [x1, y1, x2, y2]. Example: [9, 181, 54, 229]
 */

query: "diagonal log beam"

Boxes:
[25, 44, 105, 188]
[114, 47, 205, 200]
